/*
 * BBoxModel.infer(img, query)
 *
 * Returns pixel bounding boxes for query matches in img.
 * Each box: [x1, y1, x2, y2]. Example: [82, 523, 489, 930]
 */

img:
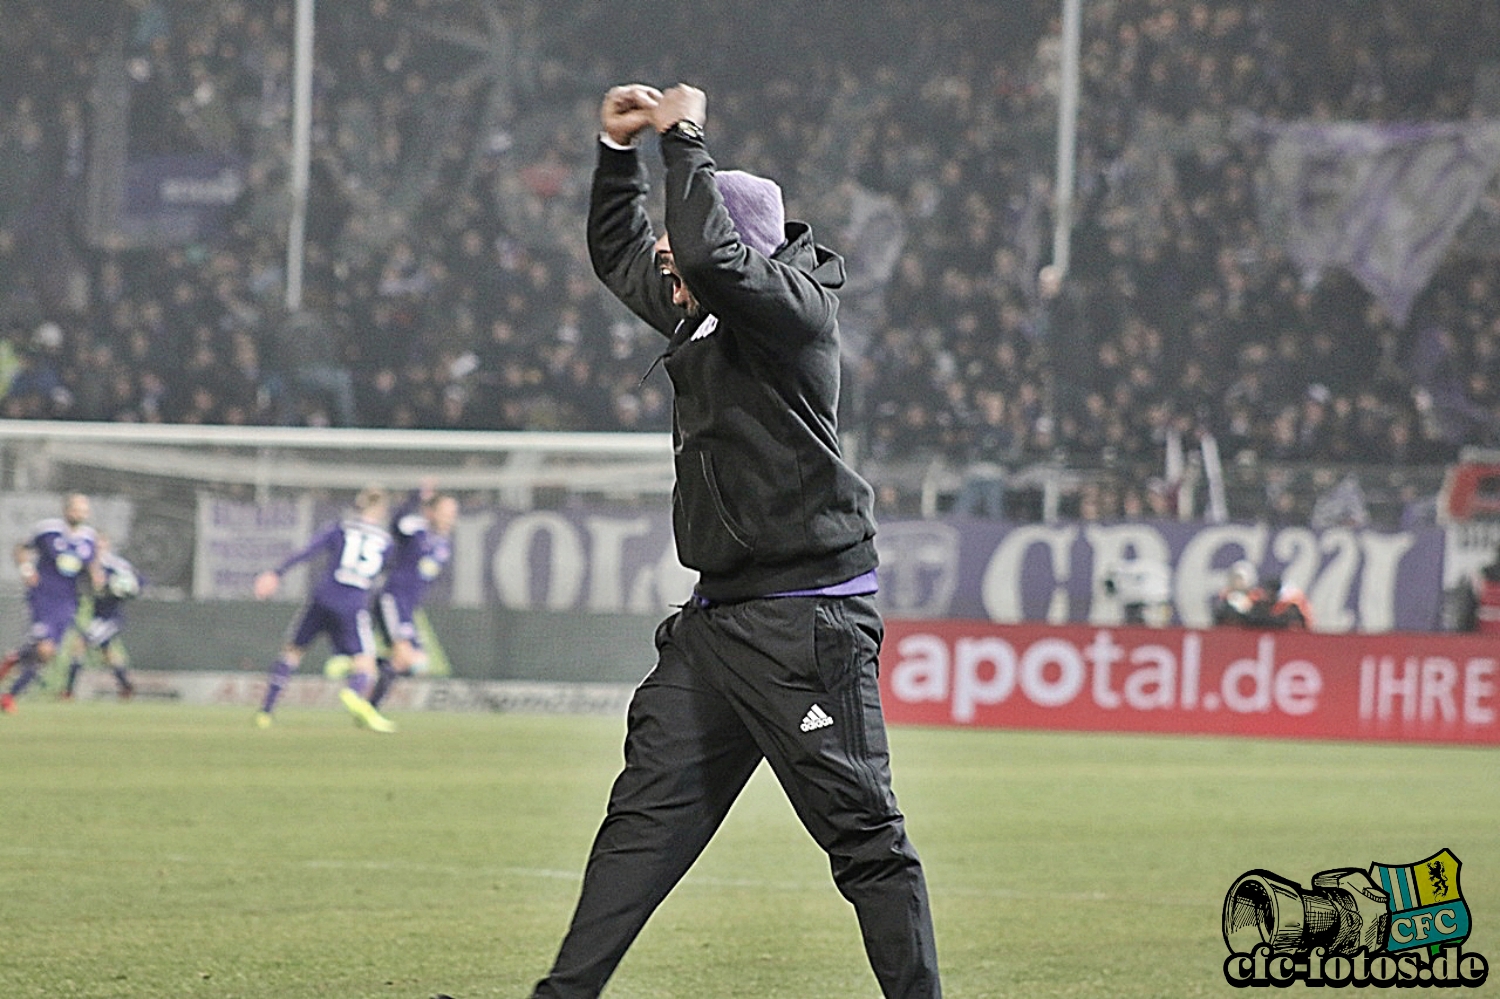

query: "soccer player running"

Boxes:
[62, 533, 141, 701]
[367, 481, 458, 711]
[252, 486, 396, 732]
[523, 84, 942, 999]
[0, 493, 99, 714]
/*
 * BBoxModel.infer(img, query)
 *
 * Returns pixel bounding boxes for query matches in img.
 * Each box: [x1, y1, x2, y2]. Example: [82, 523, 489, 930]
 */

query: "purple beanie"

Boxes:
[714, 169, 786, 257]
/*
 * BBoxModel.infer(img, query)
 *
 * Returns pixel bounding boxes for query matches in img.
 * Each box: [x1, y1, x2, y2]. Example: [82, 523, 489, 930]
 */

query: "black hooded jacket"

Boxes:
[587, 129, 877, 602]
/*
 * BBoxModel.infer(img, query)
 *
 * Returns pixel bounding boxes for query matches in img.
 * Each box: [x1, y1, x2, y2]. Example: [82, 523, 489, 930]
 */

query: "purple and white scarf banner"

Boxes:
[1250, 119, 1500, 325]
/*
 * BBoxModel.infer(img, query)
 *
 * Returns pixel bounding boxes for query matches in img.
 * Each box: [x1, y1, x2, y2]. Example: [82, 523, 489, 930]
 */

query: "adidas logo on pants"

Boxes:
[800, 703, 834, 732]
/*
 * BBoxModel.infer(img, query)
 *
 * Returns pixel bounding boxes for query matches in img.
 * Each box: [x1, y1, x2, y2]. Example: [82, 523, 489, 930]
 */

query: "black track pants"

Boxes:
[531, 595, 941, 998]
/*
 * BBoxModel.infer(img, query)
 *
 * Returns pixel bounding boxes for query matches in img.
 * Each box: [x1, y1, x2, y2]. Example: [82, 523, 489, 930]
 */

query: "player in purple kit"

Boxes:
[0, 493, 98, 714]
[368, 482, 458, 711]
[62, 534, 141, 701]
[252, 486, 396, 732]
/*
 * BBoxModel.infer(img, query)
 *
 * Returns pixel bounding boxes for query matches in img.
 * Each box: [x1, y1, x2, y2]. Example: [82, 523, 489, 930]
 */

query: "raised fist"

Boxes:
[601, 84, 662, 146]
[652, 84, 707, 133]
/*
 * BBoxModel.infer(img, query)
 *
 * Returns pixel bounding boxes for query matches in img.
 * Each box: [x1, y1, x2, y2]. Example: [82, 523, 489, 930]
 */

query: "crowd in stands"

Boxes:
[4, 0, 1500, 520]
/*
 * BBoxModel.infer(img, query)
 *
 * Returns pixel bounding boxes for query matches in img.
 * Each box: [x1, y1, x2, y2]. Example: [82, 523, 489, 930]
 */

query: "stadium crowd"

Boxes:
[4, 0, 1500, 518]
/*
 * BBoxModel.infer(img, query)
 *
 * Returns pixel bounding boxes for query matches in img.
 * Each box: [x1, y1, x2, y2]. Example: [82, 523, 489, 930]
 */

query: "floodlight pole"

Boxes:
[1051, 0, 1082, 278]
[286, 0, 314, 312]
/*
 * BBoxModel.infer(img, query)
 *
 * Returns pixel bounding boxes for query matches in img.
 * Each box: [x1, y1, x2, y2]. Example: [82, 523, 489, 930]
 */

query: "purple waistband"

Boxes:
[693, 568, 878, 607]
[767, 568, 879, 599]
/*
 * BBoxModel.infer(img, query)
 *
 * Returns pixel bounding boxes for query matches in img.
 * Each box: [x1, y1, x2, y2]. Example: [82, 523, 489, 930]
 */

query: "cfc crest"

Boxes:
[1370, 849, 1471, 954]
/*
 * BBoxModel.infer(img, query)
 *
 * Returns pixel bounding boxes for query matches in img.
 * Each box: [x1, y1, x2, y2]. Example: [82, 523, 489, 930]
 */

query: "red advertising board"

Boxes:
[879, 620, 1500, 745]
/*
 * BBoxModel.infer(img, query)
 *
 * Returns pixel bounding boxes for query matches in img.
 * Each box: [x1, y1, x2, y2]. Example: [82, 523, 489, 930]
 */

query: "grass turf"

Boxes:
[0, 701, 1495, 998]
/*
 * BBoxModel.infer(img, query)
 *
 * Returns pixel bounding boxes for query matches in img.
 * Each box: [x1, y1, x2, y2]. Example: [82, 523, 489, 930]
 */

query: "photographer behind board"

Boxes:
[1101, 550, 1172, 627]
[1212, 560, 1311, 631]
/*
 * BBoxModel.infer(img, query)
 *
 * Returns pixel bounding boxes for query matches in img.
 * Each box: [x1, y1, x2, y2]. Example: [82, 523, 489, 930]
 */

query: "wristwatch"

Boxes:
[667, 119, 705, 141]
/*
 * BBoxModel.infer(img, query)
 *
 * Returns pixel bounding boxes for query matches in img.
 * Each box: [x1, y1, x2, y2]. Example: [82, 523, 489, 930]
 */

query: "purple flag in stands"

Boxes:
[1254, 121, 1500, 325]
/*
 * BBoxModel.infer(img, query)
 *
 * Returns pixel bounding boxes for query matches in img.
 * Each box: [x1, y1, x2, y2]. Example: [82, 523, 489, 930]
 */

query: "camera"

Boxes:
[1100, 556, 1172, 626]
[1223, 868, 1390, 956]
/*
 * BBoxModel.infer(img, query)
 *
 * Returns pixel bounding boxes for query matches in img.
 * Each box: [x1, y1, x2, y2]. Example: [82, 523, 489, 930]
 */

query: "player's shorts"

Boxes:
[27, 602, 78, 647]
[374, 591, 422, 648]
[81, 616, 123, 649]
[286, 601, 375, 657]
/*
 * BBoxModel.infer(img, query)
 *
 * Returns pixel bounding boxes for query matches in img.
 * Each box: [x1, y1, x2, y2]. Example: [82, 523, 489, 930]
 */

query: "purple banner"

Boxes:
[122, 154, 245, 245]
[251, 499, 1447, 631]
[404, 505, 1443, 634]
[1253, 120, 1500, 325]
[874, 518, 1444, 633]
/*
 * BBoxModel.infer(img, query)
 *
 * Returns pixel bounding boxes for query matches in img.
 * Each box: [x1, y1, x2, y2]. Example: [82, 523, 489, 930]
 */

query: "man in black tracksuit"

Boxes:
[529, 84, 942, 999]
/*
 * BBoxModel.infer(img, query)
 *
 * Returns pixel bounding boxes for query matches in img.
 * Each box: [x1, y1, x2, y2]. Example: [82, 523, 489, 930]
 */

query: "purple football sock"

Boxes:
[260, 658, 295, 713]
[346, 671, 371, 699]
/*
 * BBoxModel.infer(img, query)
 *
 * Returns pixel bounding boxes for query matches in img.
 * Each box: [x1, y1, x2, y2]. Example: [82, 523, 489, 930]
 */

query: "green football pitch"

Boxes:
[0, 701, 1495, 998]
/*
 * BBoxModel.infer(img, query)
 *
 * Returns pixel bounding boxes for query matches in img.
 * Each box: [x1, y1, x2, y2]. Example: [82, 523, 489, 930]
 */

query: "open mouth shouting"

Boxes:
[654, 237, 700, 316]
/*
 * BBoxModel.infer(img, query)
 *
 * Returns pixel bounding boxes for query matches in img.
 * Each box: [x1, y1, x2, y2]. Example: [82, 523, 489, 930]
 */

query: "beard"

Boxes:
[666, 272, 701, 318]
